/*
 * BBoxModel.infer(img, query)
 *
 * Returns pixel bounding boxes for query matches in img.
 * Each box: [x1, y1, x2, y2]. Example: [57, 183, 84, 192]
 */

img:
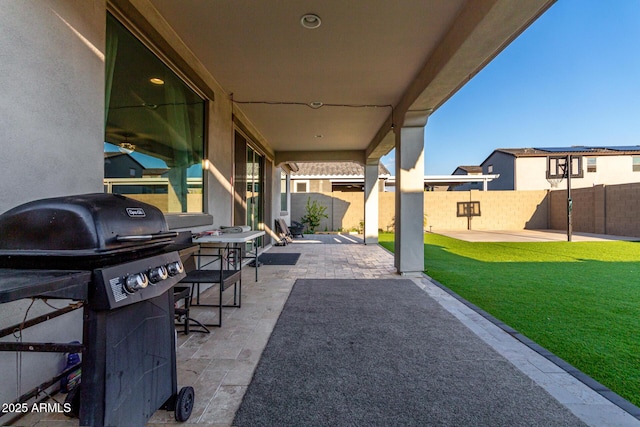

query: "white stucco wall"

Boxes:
[0, 0, 106, 213]
[0, 0, 105, 419]
[514, 157, 551, 190]
[515, 155, 640, 190]
[578, 155, 640, 187]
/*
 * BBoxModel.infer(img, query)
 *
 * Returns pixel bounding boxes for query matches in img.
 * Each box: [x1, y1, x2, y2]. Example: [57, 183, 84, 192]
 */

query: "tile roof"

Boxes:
[291, 162, 391, 178]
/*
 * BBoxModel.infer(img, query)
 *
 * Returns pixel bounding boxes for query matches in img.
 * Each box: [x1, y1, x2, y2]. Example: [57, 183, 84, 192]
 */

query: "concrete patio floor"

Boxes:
[15, 233, 640, 426]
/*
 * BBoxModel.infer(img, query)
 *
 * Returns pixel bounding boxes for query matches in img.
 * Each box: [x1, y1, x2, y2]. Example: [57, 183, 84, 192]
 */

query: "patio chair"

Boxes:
[273, 218, 292, 246]
[275, 218, 293, 245]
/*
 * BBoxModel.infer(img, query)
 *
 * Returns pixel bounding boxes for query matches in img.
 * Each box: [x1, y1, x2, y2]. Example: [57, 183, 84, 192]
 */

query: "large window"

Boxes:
[587, 157, 597, 173]
[104, 14, 205, 213]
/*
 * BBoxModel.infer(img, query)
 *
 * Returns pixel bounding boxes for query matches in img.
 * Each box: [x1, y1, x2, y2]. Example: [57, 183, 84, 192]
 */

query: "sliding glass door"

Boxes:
[246, 146, 263, 235]
[234, 131, 265, 247]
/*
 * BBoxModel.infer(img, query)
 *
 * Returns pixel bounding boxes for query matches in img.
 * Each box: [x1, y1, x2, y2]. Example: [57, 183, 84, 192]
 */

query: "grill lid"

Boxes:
[0, 193, 176, 258]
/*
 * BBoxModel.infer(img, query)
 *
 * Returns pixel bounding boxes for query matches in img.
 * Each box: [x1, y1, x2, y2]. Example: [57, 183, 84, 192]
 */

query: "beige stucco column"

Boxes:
[364, 163, 379, 244]
[394, 112, 428, 274]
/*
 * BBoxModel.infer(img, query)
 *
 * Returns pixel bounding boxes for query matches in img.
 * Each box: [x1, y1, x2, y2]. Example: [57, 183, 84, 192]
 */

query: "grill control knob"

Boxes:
[166, 261, 184, 276]
[123, 273, 149, 294]
[147, 266, 169, 283]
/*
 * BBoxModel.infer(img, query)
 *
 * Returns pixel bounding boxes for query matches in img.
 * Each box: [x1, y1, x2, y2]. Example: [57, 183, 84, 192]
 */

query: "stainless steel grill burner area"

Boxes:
[0, 193, 195, 426]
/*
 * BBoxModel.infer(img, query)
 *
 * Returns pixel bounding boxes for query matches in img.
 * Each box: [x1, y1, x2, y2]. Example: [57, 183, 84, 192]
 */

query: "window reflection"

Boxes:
[104, 14, 205, 213]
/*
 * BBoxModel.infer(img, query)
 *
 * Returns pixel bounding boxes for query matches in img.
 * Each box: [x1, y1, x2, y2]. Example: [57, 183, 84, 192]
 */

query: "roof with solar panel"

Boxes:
[494, 146, 640, 157]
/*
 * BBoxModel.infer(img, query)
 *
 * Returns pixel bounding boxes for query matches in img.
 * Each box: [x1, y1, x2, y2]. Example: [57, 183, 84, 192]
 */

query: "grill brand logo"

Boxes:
[126, 207, 146, 218]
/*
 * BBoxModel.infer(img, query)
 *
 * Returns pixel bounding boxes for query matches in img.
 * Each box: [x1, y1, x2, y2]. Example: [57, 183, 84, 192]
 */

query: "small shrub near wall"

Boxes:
[300, 197, 329, 233]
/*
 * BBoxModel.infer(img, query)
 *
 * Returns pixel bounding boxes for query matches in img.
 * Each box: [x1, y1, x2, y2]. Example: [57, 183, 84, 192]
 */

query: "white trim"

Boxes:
[386, 174, 500, 185]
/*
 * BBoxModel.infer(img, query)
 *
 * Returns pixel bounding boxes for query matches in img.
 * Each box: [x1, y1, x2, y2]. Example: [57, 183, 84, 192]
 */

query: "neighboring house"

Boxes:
[480, 146, 640, 190]
[104, 152, 145, 178]
[450, 166, 484, 191]
[290, 162, 391, 193]
[104, 153, 172, 195]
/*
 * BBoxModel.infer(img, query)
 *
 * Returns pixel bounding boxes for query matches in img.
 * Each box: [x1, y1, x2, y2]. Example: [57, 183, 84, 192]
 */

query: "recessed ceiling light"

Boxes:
[300, 14, 321, 29]
[149, 77, 164, 85]
[309, 101, 324, 109]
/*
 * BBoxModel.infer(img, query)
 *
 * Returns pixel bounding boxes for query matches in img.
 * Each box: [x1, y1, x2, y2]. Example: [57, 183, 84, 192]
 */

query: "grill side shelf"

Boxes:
[0, 269, 91, 303]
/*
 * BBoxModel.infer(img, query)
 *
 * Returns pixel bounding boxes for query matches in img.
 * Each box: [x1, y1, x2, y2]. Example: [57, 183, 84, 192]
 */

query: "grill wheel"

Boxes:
[175, 386, 195, 422]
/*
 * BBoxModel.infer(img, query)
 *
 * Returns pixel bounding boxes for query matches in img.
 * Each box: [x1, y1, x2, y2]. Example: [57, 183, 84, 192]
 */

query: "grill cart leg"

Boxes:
[64, 386, 81, 418]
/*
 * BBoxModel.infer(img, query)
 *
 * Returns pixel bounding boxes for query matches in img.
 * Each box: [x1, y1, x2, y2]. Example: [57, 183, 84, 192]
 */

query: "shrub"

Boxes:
[301, 197, 328, 234]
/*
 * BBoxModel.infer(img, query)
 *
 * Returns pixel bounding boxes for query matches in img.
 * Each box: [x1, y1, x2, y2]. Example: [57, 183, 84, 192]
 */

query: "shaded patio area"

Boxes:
[17, 237, 639, 426]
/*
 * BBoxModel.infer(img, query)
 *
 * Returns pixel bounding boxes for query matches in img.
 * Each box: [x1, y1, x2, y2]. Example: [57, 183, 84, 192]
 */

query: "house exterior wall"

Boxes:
[104, 154, 144, 178]
[291, 178, 386, 192]
[497, 154, 640, 191]
[0, 0, 106, 417]
[573, 155, 640, 187]
[0, 0, 106, 213]
[309, 179, 331, 192]
[483, 152, 515, 190]
[0, 1, 278, 416]
[514, 157, 552, 190]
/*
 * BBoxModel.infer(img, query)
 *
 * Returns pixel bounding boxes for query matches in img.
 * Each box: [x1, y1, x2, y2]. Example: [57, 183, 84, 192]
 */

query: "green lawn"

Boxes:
[378, 232, 640, 407]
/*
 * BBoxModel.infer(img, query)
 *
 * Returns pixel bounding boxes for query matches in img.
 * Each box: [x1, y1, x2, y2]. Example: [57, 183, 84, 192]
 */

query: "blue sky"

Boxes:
[381, 0, 640, 175]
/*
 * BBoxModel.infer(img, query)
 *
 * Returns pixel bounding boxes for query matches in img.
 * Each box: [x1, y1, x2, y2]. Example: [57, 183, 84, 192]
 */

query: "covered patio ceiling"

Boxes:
[144, 0, 555, 164]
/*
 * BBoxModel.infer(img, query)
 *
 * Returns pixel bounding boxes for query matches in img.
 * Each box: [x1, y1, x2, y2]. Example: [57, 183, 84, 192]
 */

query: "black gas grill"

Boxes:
[0, 193, 195, 426]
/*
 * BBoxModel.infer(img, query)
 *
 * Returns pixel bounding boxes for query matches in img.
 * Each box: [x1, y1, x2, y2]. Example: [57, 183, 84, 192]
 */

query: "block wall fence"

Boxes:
[291, 190, 549, 233]
[549, 183, 640, 237]
[290, 183, 640, 238]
